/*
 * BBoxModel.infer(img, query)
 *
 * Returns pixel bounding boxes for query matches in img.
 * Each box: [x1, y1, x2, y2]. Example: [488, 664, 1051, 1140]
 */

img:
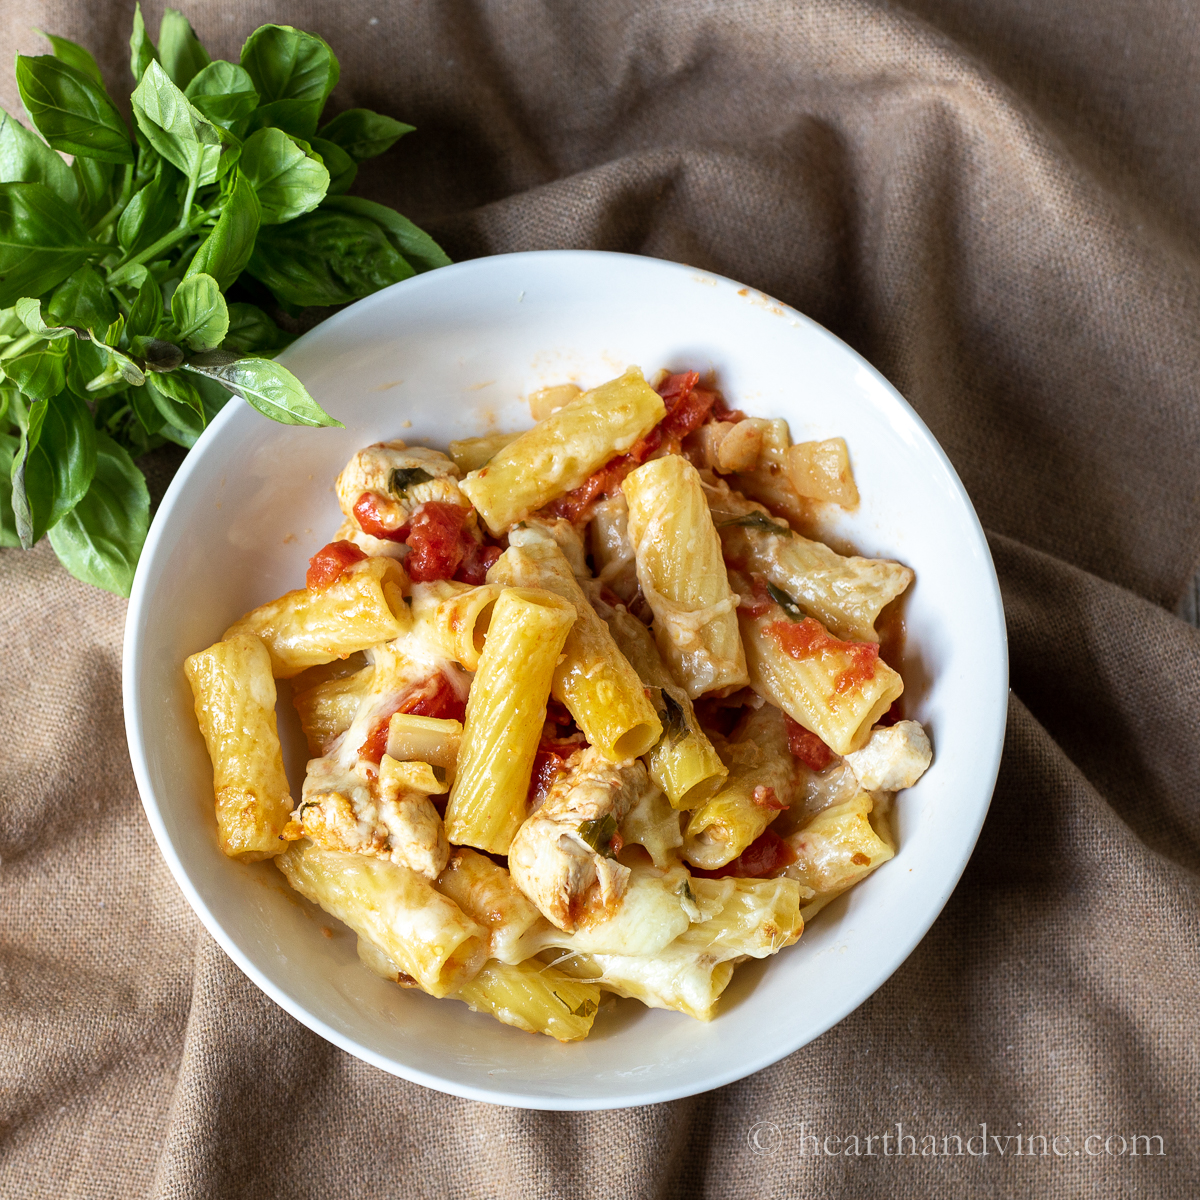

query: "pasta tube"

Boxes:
[224, 557, 410, 678]
[601, 602, 727, 809]
[588, 494, 639, 602]
[443, 587, 576, 854]
[292, 665, 375, 756]
[386, 714, 463, 785]
[277, 841, 487, 998]
[783, 791, 894, 922]
[683, 702, 796, 870]
[447, 431, 521, 473]
[490, 527, 661, 761]
[705, 477, 911, 642]
[623, 455, 748, 698]
[460, 367, 665, 533]
[739, 597, 903, 756]
[435, 847, 547, 965]
[184, 633, 294, 862]
[408, 581, 501, 671]
[451, 958, 600, 1041]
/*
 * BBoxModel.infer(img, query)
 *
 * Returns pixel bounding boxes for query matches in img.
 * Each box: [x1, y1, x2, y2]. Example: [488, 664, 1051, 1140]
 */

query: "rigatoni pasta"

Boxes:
[184, 364, 933, 1041]
[443, 587, 576, 854]
[184, 633, 294, 861]
[622, 454, 749, 698]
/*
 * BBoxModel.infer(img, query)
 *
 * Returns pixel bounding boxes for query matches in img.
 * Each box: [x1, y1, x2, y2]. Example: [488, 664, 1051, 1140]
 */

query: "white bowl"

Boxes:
[123, 250, 1007, 1110]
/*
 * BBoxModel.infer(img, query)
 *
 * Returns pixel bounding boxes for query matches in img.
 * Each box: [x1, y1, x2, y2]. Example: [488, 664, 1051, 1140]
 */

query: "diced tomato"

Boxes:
[358, 673, 466, 763]
[404, 502, 469, 582]
[454, 540, 501, 585]
[693, 828, 796, 879]
[785, 714, 832, 770]
[751, 784, 786, 811]
[767, 617, 879, 695]
[401, 673, 467, 722]
[529, 749, 566, 806]
[712, 397, 748, 423]
[353, 492, 407, 541]
[540, 370, 718, 525]
[306, 540, 367, 590]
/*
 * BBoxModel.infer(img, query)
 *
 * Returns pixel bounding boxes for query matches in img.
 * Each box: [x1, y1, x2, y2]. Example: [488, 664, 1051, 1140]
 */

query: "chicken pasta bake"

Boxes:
[185, 367, 932, 1041]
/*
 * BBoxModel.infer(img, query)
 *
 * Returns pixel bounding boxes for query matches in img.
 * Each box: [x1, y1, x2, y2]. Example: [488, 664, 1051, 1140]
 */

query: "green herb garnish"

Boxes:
[718, 511, 793, 537]
[659, 687, 690, 742]
[767, 581, 805, 621]
[388, 466, 433, 496]
[576, 813, 619, 857]
[0, 6, 450, 594]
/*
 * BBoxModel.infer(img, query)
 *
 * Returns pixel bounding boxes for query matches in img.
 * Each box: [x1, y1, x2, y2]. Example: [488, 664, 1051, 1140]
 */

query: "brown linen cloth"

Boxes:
[2, 0, 1199, 1195]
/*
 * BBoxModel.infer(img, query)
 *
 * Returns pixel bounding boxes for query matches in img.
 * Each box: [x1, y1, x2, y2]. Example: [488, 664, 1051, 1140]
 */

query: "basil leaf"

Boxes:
[0, 109, 79, 205]
[308, 136, 355, 196]
[184, 61, 258, 133]
[126, 382, 164, 434]
[246, 208, 414, 307]
[129, 2, 158, 83]
[4, 341, 68, 400]
[72, 154, 115, 225]
[133, 336, 184, 372]
[46, 264, 117, 333]
[47, 432, 148, 596]
[576, 813, 619, 857]
[659, 687, 690, 742]
[0, 426, 19, 546]
[11, 389, 97, 545]
[767, 581, 805, 621]
[186, 169, 260, 290]
[85, 336, 145, 389]
[127, 274, 163, 338]
[322, 195, 451, 273]
[718, 511, 793, 537]
[221, 302, 291, 355]
[240, 25, 340, 139]
[13, 296, 86, 341]
[36, 30, 104, 86]
[388, 466, 432, 496]
[183, 354, 339, 427]
[170, 272, 228, 350]
[146, 369, 205, 440]
[0, 182, 92, 307]
[316, 108, 412, 162]
[15, 55, 133, 164]
[131, 60, 225, 188]
[158, 8, 211, 90]
[116, 160, 179, 256]
[65, 338, 124, 401]
[239, 127, 328, 225]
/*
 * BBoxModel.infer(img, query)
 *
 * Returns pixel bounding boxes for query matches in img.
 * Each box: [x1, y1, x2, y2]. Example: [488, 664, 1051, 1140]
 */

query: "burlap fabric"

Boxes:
[2, 1, 1198, 1195]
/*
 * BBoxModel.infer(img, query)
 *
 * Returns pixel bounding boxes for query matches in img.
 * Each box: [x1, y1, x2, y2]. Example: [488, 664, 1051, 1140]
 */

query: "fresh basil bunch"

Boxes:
[0, 7, 449, 594]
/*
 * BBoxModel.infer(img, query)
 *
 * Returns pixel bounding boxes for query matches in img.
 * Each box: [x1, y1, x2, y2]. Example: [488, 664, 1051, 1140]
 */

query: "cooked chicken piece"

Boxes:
[336, 442, 467, 537]
[843, 721, 932, 792]
[508, 747, 652, 932]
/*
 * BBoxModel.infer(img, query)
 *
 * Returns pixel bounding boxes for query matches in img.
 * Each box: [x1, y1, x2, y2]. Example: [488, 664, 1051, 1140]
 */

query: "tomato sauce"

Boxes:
[767, 617, 880, 695]
[692, 828, 796, 879]
[543, 371, 718, 523]
[784, 715, 833, 770]
[306, 540, 367, 590]
[358, 674, 466, 763]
